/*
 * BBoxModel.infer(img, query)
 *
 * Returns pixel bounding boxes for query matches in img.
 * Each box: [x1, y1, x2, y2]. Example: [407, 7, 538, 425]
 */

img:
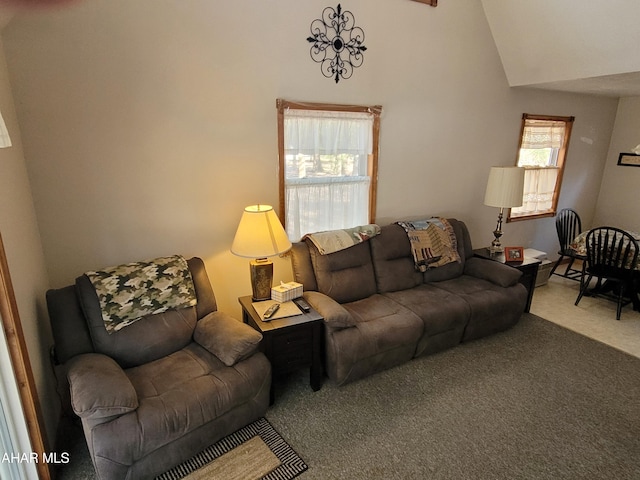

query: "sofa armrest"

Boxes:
[464, 257, 522, 287]
[303, 291, 355, 329]
[67, 353, 138, 420]
[194, 311, 263, 366]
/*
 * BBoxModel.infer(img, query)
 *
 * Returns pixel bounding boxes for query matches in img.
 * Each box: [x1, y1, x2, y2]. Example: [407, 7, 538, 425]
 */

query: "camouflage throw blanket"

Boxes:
[303, 224, 381, 255]
[85, 255, 197, 334]
[397, 217, 461, 272]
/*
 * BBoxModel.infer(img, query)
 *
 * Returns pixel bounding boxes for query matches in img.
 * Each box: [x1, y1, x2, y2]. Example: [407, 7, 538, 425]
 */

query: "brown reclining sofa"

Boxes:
[290, 219, 527, 385]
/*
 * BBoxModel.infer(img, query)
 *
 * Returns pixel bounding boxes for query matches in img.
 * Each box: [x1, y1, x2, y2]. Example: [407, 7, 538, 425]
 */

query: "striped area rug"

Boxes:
[156, 418, 307, 480]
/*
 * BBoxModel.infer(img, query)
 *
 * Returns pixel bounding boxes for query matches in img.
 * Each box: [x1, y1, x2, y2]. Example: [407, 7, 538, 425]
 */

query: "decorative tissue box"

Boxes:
[271, 282, 303, 302]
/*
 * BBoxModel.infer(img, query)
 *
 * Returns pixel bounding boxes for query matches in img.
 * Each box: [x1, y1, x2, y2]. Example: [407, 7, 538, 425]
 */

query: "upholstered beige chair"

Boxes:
[47, 256, 270, 480]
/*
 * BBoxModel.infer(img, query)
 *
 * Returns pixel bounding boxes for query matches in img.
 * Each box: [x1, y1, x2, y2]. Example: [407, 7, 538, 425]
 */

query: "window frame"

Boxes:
[508, 113, 575, 222]
[276, 99, 382, 234]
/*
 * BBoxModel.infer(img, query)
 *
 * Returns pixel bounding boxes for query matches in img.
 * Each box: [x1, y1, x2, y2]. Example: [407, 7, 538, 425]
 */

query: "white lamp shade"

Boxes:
[231, 205, 292, 258]
[484, 166, 525, 208]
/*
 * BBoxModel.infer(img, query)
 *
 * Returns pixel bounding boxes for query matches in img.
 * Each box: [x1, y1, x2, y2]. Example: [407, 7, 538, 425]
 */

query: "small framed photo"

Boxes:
[617, 153, 640, 167]
[504, 246, 524, 263]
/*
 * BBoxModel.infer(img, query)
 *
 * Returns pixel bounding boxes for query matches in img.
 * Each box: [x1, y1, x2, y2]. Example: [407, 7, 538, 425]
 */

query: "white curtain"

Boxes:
[285, 176, 370, 241]
[520, 122, 565, 150]
[512, 167, 559, 215]
[284, 110, 372, 161]
[283, 109, 373, 240]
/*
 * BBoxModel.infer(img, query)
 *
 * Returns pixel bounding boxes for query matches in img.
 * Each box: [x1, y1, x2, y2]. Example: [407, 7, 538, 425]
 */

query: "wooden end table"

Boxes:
[238, 295, 324, 404]
[472, 248, 541, 313]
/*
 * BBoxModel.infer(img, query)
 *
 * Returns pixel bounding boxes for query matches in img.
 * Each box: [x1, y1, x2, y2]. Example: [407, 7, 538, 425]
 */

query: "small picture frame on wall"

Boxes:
[617, 153, 640, 167]
[411, 0, 437, 5]
[504, 246, 524, 263]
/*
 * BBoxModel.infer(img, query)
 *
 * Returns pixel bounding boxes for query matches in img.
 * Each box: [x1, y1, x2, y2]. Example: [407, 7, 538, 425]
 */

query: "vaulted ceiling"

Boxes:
[482, 0, 640, 98]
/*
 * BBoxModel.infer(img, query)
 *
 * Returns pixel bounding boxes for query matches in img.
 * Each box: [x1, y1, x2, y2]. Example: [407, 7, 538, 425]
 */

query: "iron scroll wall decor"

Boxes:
[306, 4, 367, 84]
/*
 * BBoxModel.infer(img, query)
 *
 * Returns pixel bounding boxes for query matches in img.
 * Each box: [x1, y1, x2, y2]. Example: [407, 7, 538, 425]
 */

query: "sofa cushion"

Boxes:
[307, 240, 377, 304]
[76, 274, 197, 368]
[370, 224, 423, 293]
[383, 285, 469, 357]
[324, 294, 423, 384]
[342, 294, 422, 330]
[383, 284, 469, 336]
[194, 311, 263, 366]
[94, 343, 270, 463]
[430, 276, 527, 341]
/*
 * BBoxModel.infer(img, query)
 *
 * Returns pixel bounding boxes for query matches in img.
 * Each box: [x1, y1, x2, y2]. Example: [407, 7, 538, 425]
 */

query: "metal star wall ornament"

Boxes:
[306, 4, 367, 84]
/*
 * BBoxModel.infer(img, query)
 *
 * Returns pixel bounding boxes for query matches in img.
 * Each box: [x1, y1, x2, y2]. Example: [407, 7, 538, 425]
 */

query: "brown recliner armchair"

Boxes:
[46, 256, 271, 480]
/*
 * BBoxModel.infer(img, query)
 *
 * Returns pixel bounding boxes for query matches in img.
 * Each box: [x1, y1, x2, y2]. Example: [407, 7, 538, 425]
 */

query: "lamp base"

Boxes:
[250, 259, 273, 301]
[490, 238, 504, 253]
[490, 207, 505, 253]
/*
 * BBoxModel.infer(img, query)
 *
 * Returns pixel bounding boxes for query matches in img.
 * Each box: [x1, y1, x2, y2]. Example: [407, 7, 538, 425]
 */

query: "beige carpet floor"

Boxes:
[531, 264, 640, 358]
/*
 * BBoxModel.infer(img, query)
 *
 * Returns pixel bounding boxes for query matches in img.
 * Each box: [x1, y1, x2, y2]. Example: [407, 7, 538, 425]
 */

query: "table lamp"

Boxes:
[231, 204, 292, 301]
[483, 166, 525, 253]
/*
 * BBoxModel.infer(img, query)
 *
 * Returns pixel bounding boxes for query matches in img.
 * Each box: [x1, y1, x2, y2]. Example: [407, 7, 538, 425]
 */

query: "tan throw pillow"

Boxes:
[194, 311, 263, 366]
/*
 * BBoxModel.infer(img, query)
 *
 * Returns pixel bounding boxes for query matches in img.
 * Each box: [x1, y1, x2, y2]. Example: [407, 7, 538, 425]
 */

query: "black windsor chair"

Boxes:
[550, 208, 586, 281]
[574, 227, 640, 320]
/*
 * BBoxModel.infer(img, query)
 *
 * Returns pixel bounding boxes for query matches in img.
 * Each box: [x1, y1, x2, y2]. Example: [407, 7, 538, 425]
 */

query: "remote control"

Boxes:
[262, 303, 280, 320]
[293, 297, 311, 312]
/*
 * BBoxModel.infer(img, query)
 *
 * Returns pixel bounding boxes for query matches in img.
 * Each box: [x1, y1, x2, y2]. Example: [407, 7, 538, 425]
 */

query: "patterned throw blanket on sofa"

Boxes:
[303, 224, 381, 255]
[85, 255, 197, 334]
[397, 217, 461, 272]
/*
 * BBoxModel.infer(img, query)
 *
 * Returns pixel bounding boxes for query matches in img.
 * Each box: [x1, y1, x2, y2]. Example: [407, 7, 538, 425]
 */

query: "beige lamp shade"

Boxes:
[231, 205, 292, 259]
[484, 166, 525, 208]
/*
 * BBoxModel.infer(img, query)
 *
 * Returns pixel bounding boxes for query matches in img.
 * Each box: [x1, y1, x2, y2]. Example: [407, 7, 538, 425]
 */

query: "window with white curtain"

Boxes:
[509, 114, 574, 221]
[277, 100, 382, 240]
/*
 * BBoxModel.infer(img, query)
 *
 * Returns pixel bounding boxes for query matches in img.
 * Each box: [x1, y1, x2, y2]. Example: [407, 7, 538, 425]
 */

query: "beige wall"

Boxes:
[2, 0, 618, 323]
[593, 96, 640, 230]
[0, 37, 57, 450]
